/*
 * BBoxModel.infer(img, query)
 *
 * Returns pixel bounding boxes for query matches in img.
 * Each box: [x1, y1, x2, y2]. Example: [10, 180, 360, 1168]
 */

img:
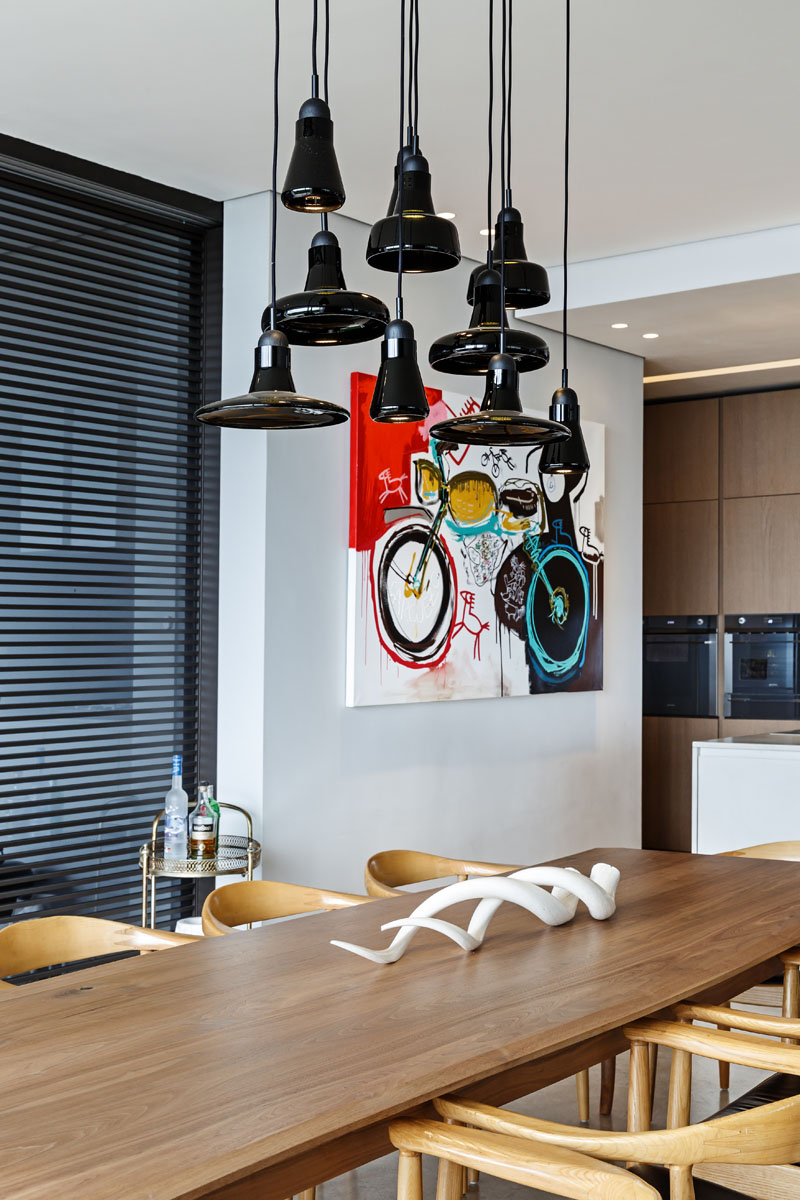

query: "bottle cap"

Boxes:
[172, 754, 182, 775]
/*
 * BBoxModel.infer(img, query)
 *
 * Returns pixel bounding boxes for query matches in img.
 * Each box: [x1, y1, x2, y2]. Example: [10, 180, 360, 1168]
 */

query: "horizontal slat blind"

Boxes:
[0, 161, 216, 934]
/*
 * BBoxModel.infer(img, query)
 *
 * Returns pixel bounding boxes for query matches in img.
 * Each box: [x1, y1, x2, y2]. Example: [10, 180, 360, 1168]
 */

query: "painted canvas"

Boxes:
[346, 372, 604, 707]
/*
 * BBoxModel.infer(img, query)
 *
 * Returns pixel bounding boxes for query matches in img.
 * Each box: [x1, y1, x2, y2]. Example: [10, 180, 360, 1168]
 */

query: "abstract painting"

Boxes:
[346, 372, 604, 707]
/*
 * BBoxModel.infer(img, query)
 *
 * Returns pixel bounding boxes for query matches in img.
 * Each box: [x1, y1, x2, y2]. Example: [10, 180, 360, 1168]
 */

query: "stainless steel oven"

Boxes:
[724, 614, 800, 718]
[643, 615, 718, 717]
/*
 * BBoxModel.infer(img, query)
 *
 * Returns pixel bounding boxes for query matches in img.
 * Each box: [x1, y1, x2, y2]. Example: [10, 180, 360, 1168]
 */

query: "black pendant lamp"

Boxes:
[272, 227, 389, 345]
[366, 0, 460, 275]
[466, 207, 550, 309]
[466, 2, 550, 310]
[540, 0, 590, 476]
[195, 0, 348, 431]
[428, 264, 549, 374]
[370, 0, 429, 424]
[430, 0, 568, 449]
[272, 2, 389, 347]
[281, 0, 344, 212]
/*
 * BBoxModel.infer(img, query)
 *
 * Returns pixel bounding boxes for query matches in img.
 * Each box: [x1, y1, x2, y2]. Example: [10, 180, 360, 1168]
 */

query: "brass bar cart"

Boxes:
[139, 802, 261, 929]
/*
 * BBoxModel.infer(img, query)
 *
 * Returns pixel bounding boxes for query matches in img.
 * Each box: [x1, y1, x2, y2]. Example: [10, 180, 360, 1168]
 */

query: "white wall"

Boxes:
[218, 192, 644, 891]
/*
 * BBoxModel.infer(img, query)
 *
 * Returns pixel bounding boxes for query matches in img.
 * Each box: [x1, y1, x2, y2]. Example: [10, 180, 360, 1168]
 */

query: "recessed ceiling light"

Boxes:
[642, 332, 659, 339]
[611, 322, 628, 329]
[437, 211, 456, 220]
[479, 227, 491, 237]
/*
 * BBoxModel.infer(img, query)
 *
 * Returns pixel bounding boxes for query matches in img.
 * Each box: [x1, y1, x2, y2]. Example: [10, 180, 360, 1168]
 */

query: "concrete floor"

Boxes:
[321, 1047, 767, 1200]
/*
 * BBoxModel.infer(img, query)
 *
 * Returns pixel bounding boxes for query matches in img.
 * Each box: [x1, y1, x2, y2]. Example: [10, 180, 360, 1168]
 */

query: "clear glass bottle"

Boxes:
[206, 783, 220, 852]
[163, 754, 188, 860]
[189, 783, 218, 860]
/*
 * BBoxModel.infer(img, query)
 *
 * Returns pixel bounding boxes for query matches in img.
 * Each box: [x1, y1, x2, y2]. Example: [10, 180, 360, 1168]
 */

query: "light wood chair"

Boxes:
[434, 1016, 800, 1200]
[201, 880, 374, 1200]
[0, 915, 192, 987]
[713, 841, 800, 1088]
[364, 849, 523, 899]
[201, 879, 373, 936]
[365, 848, 596, 1127]
[388, 1117, 660, 1200]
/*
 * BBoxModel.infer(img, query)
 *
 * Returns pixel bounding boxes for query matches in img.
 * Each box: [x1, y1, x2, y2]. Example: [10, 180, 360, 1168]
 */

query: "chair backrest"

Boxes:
[0, 915, 192, 984]
[724, 841, 800, 862]
[364, 850, 520, 898]
[436, 1088, 800, 1170]
[389, 1118, 660, 1200]
[201, 879, 374, 936]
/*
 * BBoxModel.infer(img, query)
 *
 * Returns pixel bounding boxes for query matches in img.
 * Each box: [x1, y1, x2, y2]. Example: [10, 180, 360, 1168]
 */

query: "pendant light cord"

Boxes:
[269, 0, 280, 329]
[499, 0, 507, 353]
[413, 0, 420, 148]
[486, 0, 493, 268]
[320, 0, 330, 233]
[323, 0, 329, 104]
[562, 0, 570, 387]
[396, 0, 406, 320]
[506, 0, 512, 205]
[311, 0, 319, 96]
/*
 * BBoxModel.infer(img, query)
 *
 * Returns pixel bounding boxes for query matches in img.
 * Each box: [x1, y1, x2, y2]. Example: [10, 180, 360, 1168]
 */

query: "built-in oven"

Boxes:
[724, 614, 800, 718]
[643, 615, 718, 717]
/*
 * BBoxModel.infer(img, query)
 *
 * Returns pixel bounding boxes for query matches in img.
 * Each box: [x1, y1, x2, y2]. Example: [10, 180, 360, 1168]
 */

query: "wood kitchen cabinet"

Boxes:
[644, 398, 719, 503]
[723, 389, 800, 498]
[643, 500, 719, 615]
[642, 716, 719, 850]
[723, 494, 800, 612]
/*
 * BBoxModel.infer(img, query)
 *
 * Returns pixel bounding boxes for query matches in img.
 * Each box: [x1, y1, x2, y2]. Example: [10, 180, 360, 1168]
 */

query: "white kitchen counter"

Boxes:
[692, 732, 800, 852]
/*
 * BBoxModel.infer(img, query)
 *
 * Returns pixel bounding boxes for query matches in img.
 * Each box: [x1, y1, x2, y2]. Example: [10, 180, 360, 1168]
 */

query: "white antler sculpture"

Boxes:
[331, 863, 620, 965]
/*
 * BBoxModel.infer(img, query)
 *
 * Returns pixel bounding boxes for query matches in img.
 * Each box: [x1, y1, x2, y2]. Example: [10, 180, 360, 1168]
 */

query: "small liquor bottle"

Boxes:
[206, 783, 220, 851]
[189, 784, 218, 860]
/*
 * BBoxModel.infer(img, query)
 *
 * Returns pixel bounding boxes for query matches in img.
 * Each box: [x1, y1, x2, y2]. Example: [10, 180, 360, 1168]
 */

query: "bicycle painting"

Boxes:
[347, 373, 604, 707]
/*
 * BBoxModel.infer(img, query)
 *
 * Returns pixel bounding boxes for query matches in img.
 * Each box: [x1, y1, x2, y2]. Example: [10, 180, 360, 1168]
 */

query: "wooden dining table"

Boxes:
[3, 846, 800, 1200]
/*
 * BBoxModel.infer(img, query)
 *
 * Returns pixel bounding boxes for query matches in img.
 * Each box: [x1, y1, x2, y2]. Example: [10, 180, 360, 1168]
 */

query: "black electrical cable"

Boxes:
[269, 0, 280, 329]
[311, 0, 319, 95]
[486, 0, 494, 267]
[407, 0, 415, 144]
[507, 0, 513, 202]
[320, 0, 330, 231]
[323, 0, 330, 102]
[413, 0, 420, 146]
[562, 0, 570, 385]
[499, 0, 507, 351]
[397, 0, 406, 319]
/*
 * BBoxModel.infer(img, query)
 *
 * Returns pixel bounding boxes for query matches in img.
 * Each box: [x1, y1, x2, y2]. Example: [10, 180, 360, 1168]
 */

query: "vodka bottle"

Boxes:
[163, 754, 188, 860]
[189, 783, 218, 860]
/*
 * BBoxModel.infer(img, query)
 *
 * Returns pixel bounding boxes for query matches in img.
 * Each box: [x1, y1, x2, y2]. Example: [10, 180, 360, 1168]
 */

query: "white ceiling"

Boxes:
[530, 274, 800, 398]
[1, 0, 800, 269]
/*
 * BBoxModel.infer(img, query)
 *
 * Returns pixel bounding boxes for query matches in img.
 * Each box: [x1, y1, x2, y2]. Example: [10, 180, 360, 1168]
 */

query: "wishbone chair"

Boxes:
[389, 1117, 659, 1200]
[0, 914, 192, 987]
[201, 878, 373, 935]
[435, 1017, 800, 1200]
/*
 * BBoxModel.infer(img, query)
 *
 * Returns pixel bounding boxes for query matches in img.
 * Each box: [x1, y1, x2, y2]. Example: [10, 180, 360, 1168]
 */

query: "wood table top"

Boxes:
[2, 847, 800, 1200]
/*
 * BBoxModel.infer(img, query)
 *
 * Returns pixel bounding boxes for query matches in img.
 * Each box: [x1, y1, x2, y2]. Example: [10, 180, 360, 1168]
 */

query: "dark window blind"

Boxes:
[0, 151, 221, 933]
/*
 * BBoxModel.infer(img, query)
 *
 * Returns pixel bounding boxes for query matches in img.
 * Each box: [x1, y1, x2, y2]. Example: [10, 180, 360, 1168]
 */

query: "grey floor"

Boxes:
[320, 1046, 767, 1200]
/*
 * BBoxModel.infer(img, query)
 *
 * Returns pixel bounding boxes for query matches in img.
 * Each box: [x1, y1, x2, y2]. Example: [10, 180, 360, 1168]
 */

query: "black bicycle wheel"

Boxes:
[376, 524, 456, 664]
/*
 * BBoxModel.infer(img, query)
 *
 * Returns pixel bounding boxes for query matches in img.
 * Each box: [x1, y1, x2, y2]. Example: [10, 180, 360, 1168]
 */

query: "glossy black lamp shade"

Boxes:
[194, 329, 349, 429]
[281, 97, 346, 213]
[429, 268, 550, 375]
[370, 319, 430, 423]
[467, 208, 550, 309]
[272, 230, 389, 346]
[366, 152, 460, 273]
[429, 353, 569, 447]
[539, 386, 590, 474]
